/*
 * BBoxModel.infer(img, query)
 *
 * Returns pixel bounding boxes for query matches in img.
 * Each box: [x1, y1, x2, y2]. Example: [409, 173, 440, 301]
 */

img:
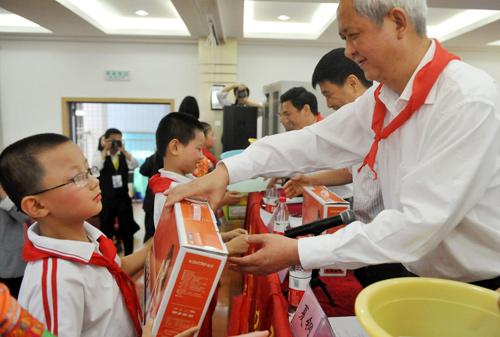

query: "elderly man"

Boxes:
[166, 0, 500, 289]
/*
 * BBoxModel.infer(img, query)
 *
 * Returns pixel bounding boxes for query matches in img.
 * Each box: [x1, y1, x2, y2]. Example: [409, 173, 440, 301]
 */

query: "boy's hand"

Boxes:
[220, 228, 248, 242]
[174, 326, 200, 337]
[225, 235, 250, 257]
[222, 190, 244, 206]
[283, 174, 311, 198]
[142, 319, 154, 337]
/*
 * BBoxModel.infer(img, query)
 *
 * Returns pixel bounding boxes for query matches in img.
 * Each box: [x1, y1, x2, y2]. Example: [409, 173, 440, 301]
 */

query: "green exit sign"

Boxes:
[104, 70, 130, 81]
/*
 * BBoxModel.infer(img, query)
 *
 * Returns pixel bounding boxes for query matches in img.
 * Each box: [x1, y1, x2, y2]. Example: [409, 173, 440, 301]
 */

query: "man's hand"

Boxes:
[283, 174, 311, 198]
[228, 234, 300, 275]
[165, 164, 230, 210]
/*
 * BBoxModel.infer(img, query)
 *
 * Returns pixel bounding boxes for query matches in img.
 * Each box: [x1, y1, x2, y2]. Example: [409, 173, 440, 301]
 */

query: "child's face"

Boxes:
[178, 129, 205, 175]
[204, 128, 216, 149]
[35, 141, 102, 223]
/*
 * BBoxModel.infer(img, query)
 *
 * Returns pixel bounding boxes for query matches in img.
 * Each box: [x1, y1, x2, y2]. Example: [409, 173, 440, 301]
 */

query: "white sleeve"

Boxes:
[221, 102, 371, 185]
[19, 260, 85, 336]
[153, 193, 167, 229]
[298, 99, 500, 271]
[216, 91, 232, 107]
[126, 155, 139, 170]
[92, 150, 106, 171]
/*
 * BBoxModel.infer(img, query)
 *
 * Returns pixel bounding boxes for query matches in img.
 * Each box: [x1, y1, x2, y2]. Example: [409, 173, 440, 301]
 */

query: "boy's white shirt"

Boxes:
[153, 169, 195, 228]
[19, 222, 136, 337]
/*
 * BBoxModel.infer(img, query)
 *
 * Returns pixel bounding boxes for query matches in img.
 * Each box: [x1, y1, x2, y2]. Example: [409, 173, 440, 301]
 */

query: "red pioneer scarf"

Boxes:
[23, 235, 143, 336]
[358, 39, 460, 179]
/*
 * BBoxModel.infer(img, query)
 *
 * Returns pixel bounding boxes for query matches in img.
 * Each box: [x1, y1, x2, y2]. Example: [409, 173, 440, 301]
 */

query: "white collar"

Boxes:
[27, 222, 104, 263]
[158, 169, 195, 184]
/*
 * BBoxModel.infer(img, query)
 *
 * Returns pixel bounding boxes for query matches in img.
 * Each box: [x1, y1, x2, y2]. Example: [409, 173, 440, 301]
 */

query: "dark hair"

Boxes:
[179, 96, 200, 119]
[279, 87, 318, 116]
[0, 133, 71, 210]
[233, 85, 250, 105]
[156, 112, 204, 158]
[200, 121, 212, 137]
[97, 135, 105, 151]
[104, 128, 122, 139]
[312, 48, 373, 89]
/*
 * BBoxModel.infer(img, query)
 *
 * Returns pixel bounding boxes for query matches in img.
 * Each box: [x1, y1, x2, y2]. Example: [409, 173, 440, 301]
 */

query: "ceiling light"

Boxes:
[135, 10, 148, 17]
[244, 1, 338, 40]
[427, 9, 500, 42]
[277, 15, 290, 21]
[487, 39, 500, 46]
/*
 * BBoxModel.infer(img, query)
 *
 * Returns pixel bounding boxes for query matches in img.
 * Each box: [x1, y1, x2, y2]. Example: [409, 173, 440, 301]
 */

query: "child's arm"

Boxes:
[222, 190, 244, 206]
[120, 238, 153, 276]
[220, 228, 248, 243]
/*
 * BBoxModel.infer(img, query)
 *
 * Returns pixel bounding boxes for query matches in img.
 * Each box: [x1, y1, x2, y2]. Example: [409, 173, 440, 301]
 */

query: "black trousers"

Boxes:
[99, 196, 135, 255]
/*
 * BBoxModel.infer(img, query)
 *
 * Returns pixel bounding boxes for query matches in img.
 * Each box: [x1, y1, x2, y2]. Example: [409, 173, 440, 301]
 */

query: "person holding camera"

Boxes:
[216, 84, 262, 108]
[92, 128, 139, 255]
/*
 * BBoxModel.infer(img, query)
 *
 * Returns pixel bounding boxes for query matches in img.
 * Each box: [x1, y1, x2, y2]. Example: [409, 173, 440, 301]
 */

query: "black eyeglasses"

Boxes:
[31, 166, 100, 196]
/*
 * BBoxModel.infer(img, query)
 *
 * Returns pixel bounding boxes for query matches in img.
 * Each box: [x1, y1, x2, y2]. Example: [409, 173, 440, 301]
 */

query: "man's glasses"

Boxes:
[31, 166, 100, 196]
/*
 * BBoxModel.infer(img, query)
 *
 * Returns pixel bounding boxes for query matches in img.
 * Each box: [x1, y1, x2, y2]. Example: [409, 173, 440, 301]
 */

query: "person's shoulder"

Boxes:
[443, 60, 498, 100]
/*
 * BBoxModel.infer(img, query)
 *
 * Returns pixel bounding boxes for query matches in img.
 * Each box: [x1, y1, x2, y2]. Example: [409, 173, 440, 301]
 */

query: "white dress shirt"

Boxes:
[92, 150, 139, 171]
[222, 40, 500, 282]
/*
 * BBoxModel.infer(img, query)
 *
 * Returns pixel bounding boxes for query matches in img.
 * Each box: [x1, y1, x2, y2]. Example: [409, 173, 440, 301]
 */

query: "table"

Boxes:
[227, 192, 363, 336]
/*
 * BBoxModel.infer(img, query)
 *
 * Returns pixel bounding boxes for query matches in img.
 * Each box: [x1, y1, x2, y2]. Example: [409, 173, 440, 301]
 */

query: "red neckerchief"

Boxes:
[358, 39, 460, 179]
[202, 148, 217, 165]
[23, 236, 143, 336]
[149, 173, 176, 194]
[316, 111, 324, 122]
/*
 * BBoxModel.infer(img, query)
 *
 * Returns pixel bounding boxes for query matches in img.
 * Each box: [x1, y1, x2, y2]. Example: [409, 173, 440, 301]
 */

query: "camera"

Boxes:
[237, 90, 247, 98]
[111, 139, 122, 148]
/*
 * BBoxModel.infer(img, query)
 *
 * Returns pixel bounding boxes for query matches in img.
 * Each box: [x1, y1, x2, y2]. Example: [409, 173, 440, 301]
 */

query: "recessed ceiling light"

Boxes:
[135, 10, 148, 16]
[277, 15, 290, 21]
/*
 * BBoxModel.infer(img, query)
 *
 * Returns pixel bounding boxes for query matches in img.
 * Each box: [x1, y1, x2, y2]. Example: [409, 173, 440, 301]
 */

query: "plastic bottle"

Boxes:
[272, 196, 289, 235]
[264, 183, 278, 213]
[288, 265, 312, 316]
[0, 283, 56, 336]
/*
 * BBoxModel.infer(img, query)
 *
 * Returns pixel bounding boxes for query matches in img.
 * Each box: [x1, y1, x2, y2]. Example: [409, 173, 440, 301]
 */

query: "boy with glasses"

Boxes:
[0, 133, 150, 336]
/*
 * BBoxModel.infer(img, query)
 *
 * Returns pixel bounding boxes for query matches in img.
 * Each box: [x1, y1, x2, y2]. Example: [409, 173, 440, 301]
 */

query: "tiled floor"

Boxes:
[131, 202, 242, 337]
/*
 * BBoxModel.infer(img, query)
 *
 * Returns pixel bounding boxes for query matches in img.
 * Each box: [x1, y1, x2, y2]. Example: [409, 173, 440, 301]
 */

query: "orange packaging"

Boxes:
[302, 186, 350, 277]
[144, 199, 227, 337]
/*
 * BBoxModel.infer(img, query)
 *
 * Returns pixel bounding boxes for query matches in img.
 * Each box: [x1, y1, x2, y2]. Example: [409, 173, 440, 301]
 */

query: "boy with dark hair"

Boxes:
[150, 112, 243, 230]
[149, 112, 247, 337]
[0, 133, 149, 336]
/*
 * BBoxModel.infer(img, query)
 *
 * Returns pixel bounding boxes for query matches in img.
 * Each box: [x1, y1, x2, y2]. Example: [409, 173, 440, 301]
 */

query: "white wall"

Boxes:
[0, 40, 199, 146]
[1, 39, 499, 149]
[238, 43, 332, 106]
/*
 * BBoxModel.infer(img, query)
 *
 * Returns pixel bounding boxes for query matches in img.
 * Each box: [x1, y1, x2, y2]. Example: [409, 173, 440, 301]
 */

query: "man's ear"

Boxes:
[389, 7, 408, 39]
[346, 74, 361, 93]
[302, 104, 312, 115]
[21, 196, 49, 218]
[168, 139, 180, 155]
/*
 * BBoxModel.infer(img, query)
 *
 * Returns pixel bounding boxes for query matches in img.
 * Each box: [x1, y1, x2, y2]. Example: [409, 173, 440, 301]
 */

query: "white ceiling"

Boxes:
[0, 0, 499, 51]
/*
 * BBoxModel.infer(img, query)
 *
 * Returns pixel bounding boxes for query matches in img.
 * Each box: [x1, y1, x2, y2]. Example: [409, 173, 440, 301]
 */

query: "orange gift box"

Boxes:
[144, 199, 227, 336]
[302, 186, 350, 277]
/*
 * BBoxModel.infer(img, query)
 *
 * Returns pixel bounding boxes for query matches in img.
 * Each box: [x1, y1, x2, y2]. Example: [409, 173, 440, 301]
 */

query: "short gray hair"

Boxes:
[351, 0, 427, 37]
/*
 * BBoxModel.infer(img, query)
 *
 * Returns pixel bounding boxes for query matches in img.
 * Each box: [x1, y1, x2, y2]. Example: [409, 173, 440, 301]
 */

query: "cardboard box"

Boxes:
[144, 199, 228, 336]
[302, 186, 350, 277]
[222, 193, 248, 220]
